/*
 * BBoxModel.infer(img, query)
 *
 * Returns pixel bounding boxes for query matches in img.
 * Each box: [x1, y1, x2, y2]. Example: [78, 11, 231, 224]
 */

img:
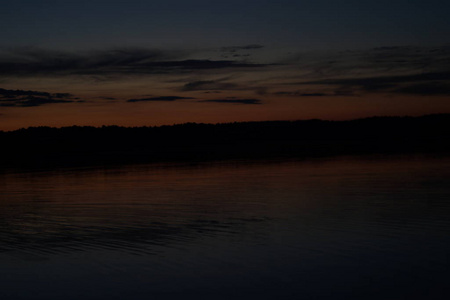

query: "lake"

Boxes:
[0, 155, 449, 299]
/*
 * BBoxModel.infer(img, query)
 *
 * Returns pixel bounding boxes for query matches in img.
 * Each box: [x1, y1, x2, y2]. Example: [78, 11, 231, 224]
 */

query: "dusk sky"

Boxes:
[1, 0, 449, 130]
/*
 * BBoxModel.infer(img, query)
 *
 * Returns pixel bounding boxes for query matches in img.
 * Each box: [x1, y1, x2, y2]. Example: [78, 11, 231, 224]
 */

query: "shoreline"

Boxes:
[1, 114, 449, 171]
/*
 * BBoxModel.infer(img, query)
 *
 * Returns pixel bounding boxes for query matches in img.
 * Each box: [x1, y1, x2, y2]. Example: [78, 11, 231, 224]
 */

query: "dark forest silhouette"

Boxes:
[1, 114, 449, 169]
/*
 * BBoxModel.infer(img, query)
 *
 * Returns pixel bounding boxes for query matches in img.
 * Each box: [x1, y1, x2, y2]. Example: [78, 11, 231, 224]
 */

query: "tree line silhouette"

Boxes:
[1, 114, 449, 169]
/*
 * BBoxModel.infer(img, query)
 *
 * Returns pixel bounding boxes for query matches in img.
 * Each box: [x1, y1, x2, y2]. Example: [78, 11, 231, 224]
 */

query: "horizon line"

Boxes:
[2, 113, 449, 133]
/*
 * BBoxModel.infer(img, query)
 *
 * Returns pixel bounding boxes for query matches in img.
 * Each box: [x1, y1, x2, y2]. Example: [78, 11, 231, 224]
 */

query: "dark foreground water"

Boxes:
[0, 155, 449, 300]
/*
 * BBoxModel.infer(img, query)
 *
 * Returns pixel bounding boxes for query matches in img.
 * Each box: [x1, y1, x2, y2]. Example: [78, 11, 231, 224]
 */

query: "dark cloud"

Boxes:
[297, 71, 450, 96]
[303, 71, 450, 87]
[182, 80, 240, 91]
[273, 90, 356, 97]
[283, 46, 450, 86]
[3, 45, 449, 103]
[274, 91, 328, 97]
[220, 44, 264, 53]
[0, 97, 78, 107]
[360, 46, 450, 74]
[0, 47, 267, 78]
[144, 60, 265, 70]
[199, 98, 262, 105]
[297, 93, 327, 97]
[127, 96, 195, 102]
[393, 82, 450, 96]
[97, 97, 117, 101]
[0, 88, 77, 107]
[180, 78, 268, 95]
[0, 87, 72, 98]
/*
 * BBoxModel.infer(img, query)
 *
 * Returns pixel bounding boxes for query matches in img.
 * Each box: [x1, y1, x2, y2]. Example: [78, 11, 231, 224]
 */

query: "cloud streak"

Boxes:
[297, 71, 450, 96]
[0, 88, 78, 107]
[0, 47, 268, 79]
[393, 82, 450, 96]
[274, 91, 332, 97]
[2, 44, 450, 111]
[199, 98, 262, 105]
[127, 96, 195, 102]
[275, 45, 450, 96]
[220, 44, 264, 52]
[181, 80, 240, 91]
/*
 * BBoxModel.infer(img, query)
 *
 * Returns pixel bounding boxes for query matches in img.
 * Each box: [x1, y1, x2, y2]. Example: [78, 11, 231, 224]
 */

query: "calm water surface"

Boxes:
[0, 155, 449, 299]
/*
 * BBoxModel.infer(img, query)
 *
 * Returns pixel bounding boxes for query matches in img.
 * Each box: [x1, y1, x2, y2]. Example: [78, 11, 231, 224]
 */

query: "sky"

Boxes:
[0, 0, 449, 130]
